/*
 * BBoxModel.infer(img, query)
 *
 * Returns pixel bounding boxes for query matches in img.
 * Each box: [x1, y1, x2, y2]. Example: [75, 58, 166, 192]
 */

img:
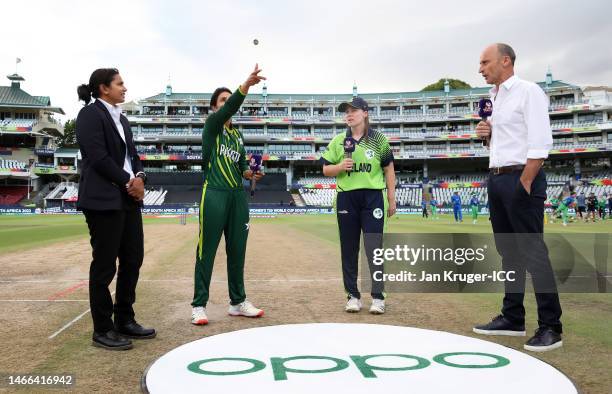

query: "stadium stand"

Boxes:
[0, 119, 36, 130]
[43, 182, 166, 206]
[4, 71, 602, 210]
[432, 188, 487, 206]
[299, 188, 336, 207]
[45, 182, 78, 200]
[297, 177, 335, 185]
[0, 159, 27, 170]
[0, 186, 29, 205]
[295, 170, 606, 208]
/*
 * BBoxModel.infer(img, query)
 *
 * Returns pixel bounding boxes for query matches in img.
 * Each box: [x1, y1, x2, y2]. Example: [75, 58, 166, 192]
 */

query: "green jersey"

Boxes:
[321, 128, 393, 192]
[201, 88, 249, 189]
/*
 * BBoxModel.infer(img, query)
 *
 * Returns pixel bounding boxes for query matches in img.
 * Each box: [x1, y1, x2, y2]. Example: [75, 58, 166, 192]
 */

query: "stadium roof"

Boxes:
[0, 74, 65, 114]
[141, 80, 579, 103]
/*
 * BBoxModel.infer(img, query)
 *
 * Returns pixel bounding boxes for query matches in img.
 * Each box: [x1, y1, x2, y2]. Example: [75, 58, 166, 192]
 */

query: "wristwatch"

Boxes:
[135, 172, 147, 184]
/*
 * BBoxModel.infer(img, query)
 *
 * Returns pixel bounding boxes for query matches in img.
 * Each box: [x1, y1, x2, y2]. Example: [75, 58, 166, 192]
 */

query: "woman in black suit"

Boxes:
[76, 68, 155, 350]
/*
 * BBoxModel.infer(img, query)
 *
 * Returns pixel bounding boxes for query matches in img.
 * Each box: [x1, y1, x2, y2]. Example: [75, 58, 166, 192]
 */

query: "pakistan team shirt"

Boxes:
[201, 88, 249, 189]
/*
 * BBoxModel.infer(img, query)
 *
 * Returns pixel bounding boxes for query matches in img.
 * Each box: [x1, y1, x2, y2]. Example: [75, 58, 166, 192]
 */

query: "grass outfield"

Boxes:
[1, 213, 610, 254]
[0, 213, 610, 392]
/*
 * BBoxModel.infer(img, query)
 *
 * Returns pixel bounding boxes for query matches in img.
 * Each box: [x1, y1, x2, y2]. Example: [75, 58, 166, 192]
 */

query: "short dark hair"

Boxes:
[210, 87, 232, 110]
[496, 43, 516, 66]
[77, 68, 120, 104]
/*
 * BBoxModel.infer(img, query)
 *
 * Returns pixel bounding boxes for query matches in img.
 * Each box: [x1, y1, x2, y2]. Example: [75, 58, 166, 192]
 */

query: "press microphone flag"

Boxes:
[249, 154, 262, 172]
[478, 98, 493, 146]
[343, 137, 356, 159]
[478, 98, 493, 120]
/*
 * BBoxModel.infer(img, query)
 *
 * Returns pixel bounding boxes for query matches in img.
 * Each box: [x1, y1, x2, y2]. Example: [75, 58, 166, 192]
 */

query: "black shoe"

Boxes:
[115, 321, 157, 339]
[92, 330, 133, 350]
[524, 327, 563, 352]
[473, 315, 526, 336]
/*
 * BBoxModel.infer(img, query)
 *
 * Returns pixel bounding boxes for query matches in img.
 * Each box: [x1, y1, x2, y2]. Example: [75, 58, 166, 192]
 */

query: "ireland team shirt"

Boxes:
[321, 128, 394, 192]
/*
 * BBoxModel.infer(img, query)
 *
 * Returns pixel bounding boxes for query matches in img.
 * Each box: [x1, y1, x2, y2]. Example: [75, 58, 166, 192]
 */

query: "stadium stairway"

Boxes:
[291, 192, 306, 207]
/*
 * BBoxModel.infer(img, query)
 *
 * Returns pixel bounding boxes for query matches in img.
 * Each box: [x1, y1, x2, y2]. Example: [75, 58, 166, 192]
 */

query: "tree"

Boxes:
[56, 119, 78, 148]
[421, 79, 472, 92]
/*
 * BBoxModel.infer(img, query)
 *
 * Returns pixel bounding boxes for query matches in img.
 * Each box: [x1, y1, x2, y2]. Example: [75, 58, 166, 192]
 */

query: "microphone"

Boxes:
[249, 154, 262, 173]
[478, 98, 493, 147]
[343, 137, 356, 159]
[343, 137, 356, 173]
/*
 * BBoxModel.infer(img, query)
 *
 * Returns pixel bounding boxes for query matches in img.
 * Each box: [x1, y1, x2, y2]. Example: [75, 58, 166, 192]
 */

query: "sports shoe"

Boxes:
[369, 299, 385, 314]
[345, 296, 362, 313]
[228, 300, 264, 318]
[473, 315, 526, 336]
[191, 306, 208, 325]
[524, 327, 563, 352]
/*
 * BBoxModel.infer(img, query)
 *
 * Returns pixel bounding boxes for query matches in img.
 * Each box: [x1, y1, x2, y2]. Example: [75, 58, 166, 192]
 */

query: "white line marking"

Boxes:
[48, 309, 91, 340]
[0, 299, 89, 302]
[0, 280, 86, 283]
[2, 276, 608, 286]
[0, 278, 345, 284]
[47, 291, 114, 340]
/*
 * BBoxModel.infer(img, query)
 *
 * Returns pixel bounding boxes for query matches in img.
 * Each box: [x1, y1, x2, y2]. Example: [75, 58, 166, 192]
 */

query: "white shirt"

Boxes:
[488, 75, 553, 168]
[98, 98, 135, 179]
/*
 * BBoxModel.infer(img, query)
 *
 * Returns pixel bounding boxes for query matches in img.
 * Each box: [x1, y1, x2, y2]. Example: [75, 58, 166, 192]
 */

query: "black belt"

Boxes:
[489, 165, 525, 175]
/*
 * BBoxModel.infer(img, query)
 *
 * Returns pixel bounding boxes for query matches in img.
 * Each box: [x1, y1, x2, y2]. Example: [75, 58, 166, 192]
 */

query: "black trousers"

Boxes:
[337, 189, 385, 300]
[487, 169, 562, 333]
[83, 208, 144, 333]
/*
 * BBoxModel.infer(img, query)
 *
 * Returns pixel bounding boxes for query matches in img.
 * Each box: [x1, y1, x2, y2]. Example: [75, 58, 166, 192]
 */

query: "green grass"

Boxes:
[0, 212, 610, 392]
[1, 213, 609, 255]
[0, 215, 89, 254]
[0, 214, 192, 254]
[252, 213, 612, 239]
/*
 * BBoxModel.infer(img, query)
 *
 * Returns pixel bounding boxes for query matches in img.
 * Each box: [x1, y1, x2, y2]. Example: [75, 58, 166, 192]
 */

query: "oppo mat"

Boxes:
[143, 323, 577, 394]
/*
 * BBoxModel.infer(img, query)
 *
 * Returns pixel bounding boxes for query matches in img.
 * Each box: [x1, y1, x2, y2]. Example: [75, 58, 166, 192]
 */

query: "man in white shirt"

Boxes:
[473, 43, 563, 352]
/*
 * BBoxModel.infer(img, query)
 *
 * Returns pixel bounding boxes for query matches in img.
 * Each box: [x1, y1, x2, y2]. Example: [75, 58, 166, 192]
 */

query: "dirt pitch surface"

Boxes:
[0, 217, 610, 393]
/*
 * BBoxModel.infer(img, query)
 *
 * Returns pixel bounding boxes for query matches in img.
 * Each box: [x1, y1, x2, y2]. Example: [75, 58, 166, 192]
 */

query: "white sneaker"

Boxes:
[191, 306, 208, 325]
[369, 299, 385, 314]
[228, 300, 264, 318]
[345, 296, 362, 313]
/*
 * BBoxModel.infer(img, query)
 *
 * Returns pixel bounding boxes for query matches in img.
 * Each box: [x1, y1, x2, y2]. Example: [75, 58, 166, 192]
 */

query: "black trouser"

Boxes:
[83, 208, 144, 333]
[336, 189, 385, 300]
[487, 169, 562, 333]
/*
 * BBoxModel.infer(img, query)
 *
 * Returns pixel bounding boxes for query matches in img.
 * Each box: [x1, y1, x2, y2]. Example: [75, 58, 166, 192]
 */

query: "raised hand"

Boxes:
[240, 64, 266, 94]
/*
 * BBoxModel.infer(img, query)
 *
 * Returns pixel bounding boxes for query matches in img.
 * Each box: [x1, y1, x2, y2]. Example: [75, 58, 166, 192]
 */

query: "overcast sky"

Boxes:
[1, 0, 610, 119]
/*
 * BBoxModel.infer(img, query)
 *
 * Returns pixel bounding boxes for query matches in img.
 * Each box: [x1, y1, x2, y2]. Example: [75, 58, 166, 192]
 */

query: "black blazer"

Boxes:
[76, 100, 144, 210]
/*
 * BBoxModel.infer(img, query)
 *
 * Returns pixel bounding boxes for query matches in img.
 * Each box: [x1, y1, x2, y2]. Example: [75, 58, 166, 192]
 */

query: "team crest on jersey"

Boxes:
[365, 149, 374, 160]
[373, 208, 383, 219]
